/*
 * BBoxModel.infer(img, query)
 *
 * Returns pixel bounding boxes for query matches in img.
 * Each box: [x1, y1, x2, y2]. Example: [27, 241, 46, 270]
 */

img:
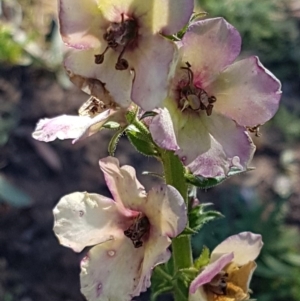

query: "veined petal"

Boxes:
[59, 0, 103, 49]
[167, 106, 211, 165]
[203, 113, 256, 172]
[32, 111, 111, 143]
[133, 230, 171, 295]
[187, 137, 243, 178]
[129, 35, 178, 110]
[209, 56, 282, 127]
[53, 192, 127, 252]
[97, 0, 193, 35]
[182, 18, 241, 87]
[149, 108, 179, 151]
[211, 232, 263, 266]
[80, 236, 145, 301]
[144, 185, 187, 238]
[189, 253, 234, 294]
[65, 49, 134, 108]
[99, 157, 147, 215]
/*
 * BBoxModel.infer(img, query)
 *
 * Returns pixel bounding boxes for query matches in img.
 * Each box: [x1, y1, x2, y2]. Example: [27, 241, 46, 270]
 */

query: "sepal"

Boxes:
[185, 167, 252, 189]
[193, 246, 210, 270]
[126, 125, 158, 157]
[188, 203, 223, 233]
[108, 127, 125, 156]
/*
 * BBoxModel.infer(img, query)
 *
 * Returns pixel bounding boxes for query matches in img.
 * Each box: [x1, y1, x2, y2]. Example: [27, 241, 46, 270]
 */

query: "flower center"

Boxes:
[206, 271, 228, 296]
[178, 62, 216, 116]
[205, 270, 249, 301]
[78, 96, 109, 117]
[124, 213, 150, 248]
[95, 13, 138, 71]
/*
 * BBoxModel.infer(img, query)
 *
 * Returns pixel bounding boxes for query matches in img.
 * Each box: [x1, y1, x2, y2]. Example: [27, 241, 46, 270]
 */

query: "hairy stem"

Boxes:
[160, 150, 193, 301]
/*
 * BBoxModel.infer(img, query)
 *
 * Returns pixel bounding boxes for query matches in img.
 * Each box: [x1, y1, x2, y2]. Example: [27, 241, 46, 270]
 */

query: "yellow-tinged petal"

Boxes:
[59, 0, 104, 49]
[227, 261, 257, 294]
[96, 0, 193, 35]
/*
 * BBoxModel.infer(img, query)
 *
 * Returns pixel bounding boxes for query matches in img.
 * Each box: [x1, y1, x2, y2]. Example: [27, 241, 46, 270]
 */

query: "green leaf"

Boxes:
[179, 227, 198, 236]
[185, 167, 252, 189]
[150, 285, 172, 301]
[150, 265, 173, 301]
[140, 111, 158, 120]
[189, 203, 223, 233]
[173, 267, 199, 287]
[126, 128, 158, 157]
[125, 110, 137, 124]
[0, 174, 31, 207]
[194, 246, 210, 270]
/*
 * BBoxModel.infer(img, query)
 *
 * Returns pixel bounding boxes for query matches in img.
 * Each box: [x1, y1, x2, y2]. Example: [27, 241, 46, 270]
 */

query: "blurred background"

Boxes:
[0, 0, 300, 300]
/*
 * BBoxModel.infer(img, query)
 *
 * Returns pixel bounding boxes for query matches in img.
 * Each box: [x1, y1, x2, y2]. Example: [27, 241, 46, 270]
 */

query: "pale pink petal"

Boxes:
[129, 35, 178, 110]
[65, 49, 134, 108]
[80, 236, 145, 301]
[181, 18, 241, 87]
[202, 113, 256, 173]
[209, 56, 282, 127]
[187, 137, 244, 178]
[149, 108, 179, 151]
[53, 192, 127, 252]
[97, 0, 193, 35]
[32, 115, 89, 142]
[211, 232, 263, 266]
[32, 111, 111, 143]
[164, 102, 255, 169]
[189, 253, 234, 294]
[133, 230, 171, 295]
[143, 185, 186, 238]
[58, 0, 103, 49]
[99, 157, 147, 215]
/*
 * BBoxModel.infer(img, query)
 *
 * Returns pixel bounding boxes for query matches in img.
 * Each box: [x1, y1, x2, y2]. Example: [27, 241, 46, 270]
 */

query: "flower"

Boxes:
[149, 18, 281, 177]
[32, 94, 129, 143]
[59, 0, 194, 110]
[189, 232, 263, 301]
[53, 156, 187, 301]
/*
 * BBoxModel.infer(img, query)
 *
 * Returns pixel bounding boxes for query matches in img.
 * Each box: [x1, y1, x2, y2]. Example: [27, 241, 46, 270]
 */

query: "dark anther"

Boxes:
[133, 241, 143, 248]
[94, 46, 110, 64]
[115, 46, 129, 70]
[94, 54, 104, 64]
[124, 229, 131, 237]
[181, 61, 194, 85]
[247, 125, 261, 137]
[208, 96, 217, 104]
[200, 102, 206, 111]
[124, 214, 150, 248]
[116, 58, 129, 70]
[185, 61, 191, 68]
[206, 104, 214, 116]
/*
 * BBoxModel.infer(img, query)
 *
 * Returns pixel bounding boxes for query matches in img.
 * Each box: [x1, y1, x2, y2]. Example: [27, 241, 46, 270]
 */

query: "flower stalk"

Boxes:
[160, 149, 193, 300]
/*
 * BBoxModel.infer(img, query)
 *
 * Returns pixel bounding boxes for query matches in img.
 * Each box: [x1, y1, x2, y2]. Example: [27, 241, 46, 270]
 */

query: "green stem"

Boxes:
[155, 266, 173, 282]
[160, 150, 193, 301]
